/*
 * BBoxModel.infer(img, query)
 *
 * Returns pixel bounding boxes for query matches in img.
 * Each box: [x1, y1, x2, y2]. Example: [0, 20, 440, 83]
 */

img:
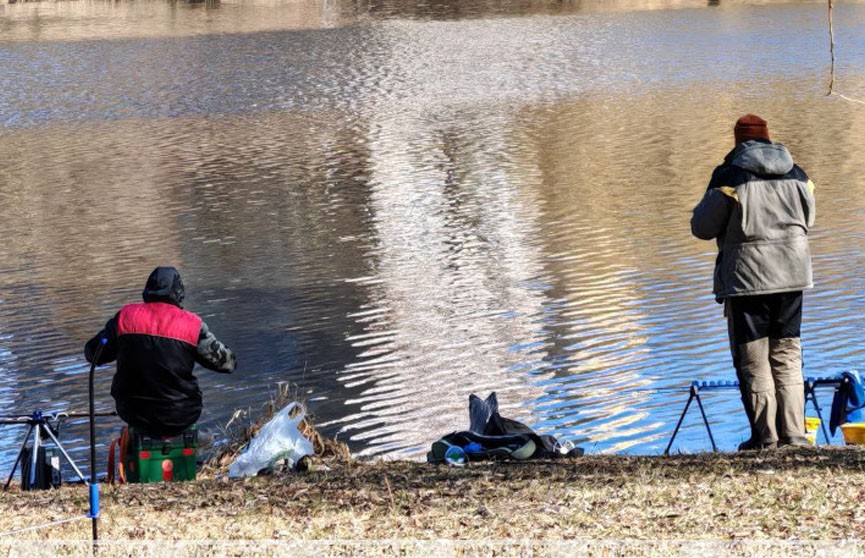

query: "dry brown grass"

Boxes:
[3, 390, 864, 556]
[2, 447, 865, 547]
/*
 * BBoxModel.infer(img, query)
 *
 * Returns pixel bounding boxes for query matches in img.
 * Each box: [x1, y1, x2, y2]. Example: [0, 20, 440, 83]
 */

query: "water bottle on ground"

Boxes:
[444, 445, 467, 466]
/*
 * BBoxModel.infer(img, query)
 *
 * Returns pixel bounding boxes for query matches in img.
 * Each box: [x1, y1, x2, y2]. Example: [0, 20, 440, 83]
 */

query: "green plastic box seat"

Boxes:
[124, 426, 198, 483]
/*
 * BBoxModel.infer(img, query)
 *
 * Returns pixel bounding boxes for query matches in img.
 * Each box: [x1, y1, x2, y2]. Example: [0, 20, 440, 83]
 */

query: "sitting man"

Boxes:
[85, 266, 236, 437]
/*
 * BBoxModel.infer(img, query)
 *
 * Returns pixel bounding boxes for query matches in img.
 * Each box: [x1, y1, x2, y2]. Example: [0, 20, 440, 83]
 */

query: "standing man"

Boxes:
[85, 266, 237, 437]
[691, 115, 816, 450]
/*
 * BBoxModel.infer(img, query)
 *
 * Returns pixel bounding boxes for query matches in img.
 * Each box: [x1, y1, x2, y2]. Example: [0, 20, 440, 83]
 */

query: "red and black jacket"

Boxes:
[86, 301, 235, 436]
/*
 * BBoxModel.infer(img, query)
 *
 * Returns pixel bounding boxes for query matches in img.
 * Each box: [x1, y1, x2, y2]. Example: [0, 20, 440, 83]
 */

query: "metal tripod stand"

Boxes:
[2, 412, 88, 490]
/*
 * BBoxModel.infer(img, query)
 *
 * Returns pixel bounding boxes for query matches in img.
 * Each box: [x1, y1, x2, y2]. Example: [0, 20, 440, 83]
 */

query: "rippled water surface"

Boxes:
[2, 0, 865, 473]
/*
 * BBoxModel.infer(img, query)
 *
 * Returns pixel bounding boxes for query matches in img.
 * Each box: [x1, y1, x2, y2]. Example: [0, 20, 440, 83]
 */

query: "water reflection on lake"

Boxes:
[1, 0, 865, 472]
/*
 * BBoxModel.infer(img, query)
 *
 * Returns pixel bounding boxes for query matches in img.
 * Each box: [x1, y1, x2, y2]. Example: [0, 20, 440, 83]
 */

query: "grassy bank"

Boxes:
[1, 447, 865, 556]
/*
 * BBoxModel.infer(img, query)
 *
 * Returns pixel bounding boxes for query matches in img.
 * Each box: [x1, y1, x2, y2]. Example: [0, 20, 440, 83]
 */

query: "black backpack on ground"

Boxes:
[427, 392, 584, 463]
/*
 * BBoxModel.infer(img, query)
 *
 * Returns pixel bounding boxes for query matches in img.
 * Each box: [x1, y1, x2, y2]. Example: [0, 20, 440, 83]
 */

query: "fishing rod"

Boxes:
[0, 412, 116, 424]
[88, 337, 107, 546]
[0, 341, 118, 548]
[574, 376, 845, 401]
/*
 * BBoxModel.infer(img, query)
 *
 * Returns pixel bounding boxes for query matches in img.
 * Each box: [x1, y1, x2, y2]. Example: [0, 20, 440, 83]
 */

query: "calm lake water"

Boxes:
[1, 0, 865, 474]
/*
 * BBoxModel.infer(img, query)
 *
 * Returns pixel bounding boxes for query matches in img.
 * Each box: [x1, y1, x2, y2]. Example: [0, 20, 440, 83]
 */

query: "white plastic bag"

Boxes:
[228, 402, 315, 478]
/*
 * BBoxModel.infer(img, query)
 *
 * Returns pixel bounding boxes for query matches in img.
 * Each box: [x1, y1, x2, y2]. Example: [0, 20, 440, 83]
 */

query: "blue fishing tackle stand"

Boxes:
[663, 376, 843, 455]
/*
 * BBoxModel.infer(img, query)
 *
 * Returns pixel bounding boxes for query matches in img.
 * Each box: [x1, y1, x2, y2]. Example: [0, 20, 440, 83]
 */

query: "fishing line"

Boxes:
[828, 0, 836, 95]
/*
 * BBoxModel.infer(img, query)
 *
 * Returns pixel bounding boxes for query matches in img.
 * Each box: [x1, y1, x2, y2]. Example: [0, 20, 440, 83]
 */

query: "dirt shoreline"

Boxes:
[1, 448, 864, 556]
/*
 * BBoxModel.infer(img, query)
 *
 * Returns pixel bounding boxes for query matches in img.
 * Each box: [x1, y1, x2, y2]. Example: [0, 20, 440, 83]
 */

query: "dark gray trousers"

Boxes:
[726, 292, 806, 445]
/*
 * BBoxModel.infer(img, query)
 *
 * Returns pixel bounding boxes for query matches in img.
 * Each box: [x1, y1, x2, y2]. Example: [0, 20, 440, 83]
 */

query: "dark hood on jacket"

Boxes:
[142, 266, 185, 307]
[728, 140, 794, 177]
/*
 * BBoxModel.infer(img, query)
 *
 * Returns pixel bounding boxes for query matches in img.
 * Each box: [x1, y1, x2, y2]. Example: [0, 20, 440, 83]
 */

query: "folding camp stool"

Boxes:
[663, 376, 843, 455]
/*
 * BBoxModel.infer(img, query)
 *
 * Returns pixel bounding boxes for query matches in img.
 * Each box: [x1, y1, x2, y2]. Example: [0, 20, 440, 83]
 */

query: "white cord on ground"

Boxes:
[0, 514, 88, 537]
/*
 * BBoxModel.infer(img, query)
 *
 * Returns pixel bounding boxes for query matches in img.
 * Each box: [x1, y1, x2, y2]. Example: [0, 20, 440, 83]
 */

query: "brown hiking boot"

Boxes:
[778, 436, 817, 450]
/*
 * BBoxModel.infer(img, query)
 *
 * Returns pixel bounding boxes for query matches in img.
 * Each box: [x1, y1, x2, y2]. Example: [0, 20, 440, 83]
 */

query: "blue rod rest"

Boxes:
[666, 374, 844, 455]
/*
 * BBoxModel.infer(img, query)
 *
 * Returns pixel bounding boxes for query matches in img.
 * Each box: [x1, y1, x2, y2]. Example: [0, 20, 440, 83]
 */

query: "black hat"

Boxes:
[142, 266, 185, 307]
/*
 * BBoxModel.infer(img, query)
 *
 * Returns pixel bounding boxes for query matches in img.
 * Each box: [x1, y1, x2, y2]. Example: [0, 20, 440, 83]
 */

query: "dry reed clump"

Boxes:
[201, 382, 351, 475]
